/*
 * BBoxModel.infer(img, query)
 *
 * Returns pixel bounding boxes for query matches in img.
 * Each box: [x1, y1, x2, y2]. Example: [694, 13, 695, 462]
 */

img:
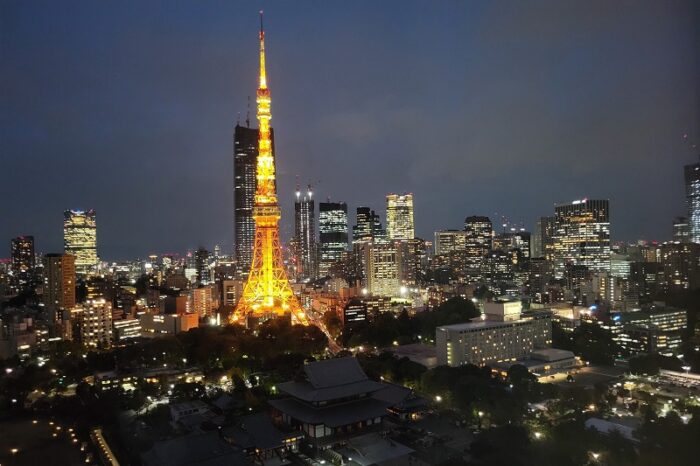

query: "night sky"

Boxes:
[1, 1, 698, 260]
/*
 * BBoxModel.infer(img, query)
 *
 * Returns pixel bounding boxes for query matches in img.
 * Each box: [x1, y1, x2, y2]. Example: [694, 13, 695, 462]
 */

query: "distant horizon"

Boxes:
[2, 1, 698, 259]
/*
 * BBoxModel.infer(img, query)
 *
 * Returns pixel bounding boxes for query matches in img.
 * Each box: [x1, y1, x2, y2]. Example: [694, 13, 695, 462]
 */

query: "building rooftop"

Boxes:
[276, 357, 385, 403]
[222, 413, 297, 451]
[141, 431, 249, 466]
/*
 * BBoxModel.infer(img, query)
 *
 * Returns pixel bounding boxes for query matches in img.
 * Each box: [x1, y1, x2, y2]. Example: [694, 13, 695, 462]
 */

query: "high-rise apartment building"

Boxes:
[386, 194, 415, 240]
[71, 299, 113, 348]
[10, 235, 35, 293]
[685, 162, 700, 243]
[294, 187, 317, 280]
[551, 199, 610, 278]
[318, 202, 348, 277]
[233, 123, 259, 273]
[63, 209, 98, 275]
[43, 253, 76, 313]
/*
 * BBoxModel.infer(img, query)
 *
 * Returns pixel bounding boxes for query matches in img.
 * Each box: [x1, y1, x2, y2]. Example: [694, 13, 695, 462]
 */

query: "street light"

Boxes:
[534, 432, 542, 439]
[435, 395, 442, 403]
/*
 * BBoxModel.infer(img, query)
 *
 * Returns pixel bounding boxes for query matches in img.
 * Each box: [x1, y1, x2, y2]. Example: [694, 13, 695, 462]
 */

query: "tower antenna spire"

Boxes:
[246, 96, 250, 127]
[258, 10, 266, 89]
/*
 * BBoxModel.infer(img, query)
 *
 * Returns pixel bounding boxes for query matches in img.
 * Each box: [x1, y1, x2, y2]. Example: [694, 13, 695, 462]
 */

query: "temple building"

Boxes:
[268, 357, 426, 445]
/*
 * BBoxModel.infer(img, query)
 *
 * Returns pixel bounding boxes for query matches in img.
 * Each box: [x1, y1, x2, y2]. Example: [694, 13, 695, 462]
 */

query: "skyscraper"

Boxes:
[294, 186, 317, 280]
[386, 193, 415, 240]
[551, 199, 610, 278]
[64, 209, 98, 275]
[464, 215, 493, 280]
[684, 162, 700, 243]
[10, 235, 35, 293]
[318, 201, 348, 277]
[232, 14, 306, 325]
[352, 207, 384, 242]
[43, 253, 76, 313]
[234, 124, 258, 273]
[673, 216, 690, 243]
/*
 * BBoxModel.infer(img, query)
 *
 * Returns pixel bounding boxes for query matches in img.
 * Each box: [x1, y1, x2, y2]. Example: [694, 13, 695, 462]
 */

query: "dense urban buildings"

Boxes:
[2, 7, 700, 466]
[63, 209, 98, 275]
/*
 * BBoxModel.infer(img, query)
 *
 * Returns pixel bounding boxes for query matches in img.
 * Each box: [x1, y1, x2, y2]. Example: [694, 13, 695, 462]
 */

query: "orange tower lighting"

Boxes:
[231, 12, 308, 325]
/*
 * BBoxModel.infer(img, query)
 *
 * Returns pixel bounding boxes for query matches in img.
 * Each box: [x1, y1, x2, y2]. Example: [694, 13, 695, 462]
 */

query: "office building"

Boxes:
[294, 187, 317, 280]
[436, 302, 552, 367]
[464, 216, 493, 280]
[616, 306, 687, 356]
[194, 247, 212, 285]
[386, 194, 414, 240]
[685, 162, 700, 243]
[434, 230, 467, 256]
[140, 312, 199, 337]
[673, 216, 690, 243]
[343, 299, 368, 329]
[64, 209, 98, 275]
[660, 241, 700, 292]
[10, 235, 35, 293]
[113, 318, 142, 342]
[363, 240, 400, 298]
[42, 253, 76, 313]
[533, 216, 556, 260]
[353, 207, 384, 242]
[551, 199, 610, 278]
[318, 201, 348, 277]
[234, 123, 260, 273]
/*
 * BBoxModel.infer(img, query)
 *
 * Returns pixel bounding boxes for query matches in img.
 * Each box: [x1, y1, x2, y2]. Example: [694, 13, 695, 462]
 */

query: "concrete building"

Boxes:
[63, 209, 98, 275]
[71, 299, 113, 348]
[140, 312, 198, 337]
[386, 193, 415, 240]
[436, 302, 552, 367]
[42, 253, 76, 315]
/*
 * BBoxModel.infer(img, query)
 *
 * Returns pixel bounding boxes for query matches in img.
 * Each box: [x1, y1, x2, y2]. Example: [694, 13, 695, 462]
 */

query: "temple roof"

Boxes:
[276, 357, 385, 402]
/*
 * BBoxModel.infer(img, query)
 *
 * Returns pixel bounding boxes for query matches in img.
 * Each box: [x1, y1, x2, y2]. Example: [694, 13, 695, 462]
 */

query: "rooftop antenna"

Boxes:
[246, 96, 251, 127]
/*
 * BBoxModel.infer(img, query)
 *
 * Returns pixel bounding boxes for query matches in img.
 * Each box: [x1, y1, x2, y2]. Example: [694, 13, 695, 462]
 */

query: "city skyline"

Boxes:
[2, 1, 698, 260]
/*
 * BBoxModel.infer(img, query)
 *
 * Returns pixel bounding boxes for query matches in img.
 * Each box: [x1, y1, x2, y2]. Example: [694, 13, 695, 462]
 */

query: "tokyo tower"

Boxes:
[231, 13, 308, 325]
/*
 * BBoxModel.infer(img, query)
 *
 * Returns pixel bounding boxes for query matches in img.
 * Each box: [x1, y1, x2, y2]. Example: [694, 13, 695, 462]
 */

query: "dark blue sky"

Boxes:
[1, 0, 698, 260]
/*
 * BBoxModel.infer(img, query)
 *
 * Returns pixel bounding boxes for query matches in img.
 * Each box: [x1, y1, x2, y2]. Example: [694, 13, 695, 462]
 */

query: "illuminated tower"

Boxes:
[231, 13, 307, 325]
